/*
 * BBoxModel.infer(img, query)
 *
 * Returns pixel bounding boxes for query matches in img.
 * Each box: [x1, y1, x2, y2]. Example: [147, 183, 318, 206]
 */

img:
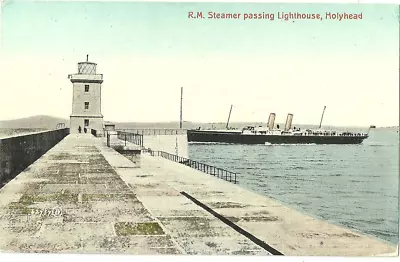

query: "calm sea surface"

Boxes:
[188, 129, 399, 245]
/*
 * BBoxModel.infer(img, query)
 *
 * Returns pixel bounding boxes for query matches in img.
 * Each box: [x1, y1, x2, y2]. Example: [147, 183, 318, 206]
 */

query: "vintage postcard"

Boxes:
[0, 0, 398, 258]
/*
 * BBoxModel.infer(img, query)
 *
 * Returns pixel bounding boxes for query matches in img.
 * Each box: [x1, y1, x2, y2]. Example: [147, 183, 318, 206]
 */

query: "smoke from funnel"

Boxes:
[267, 113, 276, 130]
[285, 113, 294, 131]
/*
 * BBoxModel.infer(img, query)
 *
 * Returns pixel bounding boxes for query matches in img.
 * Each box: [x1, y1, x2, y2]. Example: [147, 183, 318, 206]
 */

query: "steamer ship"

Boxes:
[187, 106, 370, 145]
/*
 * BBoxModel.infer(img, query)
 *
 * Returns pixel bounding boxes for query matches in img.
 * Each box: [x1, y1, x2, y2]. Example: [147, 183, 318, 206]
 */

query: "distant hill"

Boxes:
[0, 115, 68, 129]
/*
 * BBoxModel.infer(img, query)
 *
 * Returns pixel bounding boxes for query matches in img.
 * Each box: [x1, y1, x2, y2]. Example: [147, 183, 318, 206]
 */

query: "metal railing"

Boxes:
[147, 150, 237, 184]
[116, 131, 144, 147]
[108, 130, 237, 184]
[118, 129, 187, 136]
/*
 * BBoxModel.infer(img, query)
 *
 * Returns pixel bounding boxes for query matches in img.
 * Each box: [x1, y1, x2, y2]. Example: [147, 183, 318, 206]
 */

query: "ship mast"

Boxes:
[226, 105, 233, 129]
[319, 106, 326, 129]
[180, 87, 183, 129]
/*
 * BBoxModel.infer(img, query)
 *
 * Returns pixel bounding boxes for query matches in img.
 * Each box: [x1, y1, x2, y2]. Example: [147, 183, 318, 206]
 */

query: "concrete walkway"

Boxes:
[138, 154, 398, 256]
[0, 134, 397, 255]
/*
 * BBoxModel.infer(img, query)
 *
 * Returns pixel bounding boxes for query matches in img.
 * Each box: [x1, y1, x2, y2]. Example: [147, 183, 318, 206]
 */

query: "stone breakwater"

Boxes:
[0, 128, 69, 188]
[0, 134, 396, 255]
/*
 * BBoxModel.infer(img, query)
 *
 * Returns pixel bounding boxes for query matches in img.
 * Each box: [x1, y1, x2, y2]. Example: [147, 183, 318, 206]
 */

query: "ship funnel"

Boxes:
[267, 113, 276, 130]
[284, 113, 293, 131]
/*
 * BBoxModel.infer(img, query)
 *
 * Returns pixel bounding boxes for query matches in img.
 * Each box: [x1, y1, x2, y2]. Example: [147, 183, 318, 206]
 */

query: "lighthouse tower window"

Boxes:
[85, 85, 89, 92]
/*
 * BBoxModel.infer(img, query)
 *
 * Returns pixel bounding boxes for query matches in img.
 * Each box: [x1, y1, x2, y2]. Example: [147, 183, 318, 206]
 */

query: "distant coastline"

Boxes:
[0, 115, 398, 132]
[377, 126, 400, 129]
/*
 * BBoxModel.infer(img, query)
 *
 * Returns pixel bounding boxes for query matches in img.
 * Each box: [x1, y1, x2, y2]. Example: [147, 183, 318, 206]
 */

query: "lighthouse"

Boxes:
[68, 55, 104, 134]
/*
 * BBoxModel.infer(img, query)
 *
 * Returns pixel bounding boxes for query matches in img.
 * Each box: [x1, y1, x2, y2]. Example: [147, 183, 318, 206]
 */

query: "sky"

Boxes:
[0, 0, 398, 127]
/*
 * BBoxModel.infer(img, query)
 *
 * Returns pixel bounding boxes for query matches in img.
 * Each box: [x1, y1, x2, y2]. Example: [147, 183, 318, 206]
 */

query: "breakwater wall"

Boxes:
[117, 129, 188, 158]
[0, 128, 69, 187]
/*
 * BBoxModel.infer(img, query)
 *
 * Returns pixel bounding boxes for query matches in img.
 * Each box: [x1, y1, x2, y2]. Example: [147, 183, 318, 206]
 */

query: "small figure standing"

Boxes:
[84, 127, 87, 134]
[78, 126, 82, 133]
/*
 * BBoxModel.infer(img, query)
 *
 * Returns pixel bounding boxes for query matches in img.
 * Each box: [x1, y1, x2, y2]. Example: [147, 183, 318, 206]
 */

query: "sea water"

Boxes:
[188, 128, 399, 245]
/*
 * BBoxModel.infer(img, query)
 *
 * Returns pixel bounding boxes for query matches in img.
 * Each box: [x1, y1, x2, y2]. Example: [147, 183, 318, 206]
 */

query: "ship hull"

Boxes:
[187, 130, 367, 144]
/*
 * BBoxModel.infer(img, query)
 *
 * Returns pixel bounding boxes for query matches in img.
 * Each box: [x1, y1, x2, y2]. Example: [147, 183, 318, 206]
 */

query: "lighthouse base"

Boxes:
[70, 115, 104, 134]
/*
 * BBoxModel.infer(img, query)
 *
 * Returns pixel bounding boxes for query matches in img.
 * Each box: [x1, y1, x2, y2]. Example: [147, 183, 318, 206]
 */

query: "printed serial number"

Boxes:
[30, 207, 63, 217]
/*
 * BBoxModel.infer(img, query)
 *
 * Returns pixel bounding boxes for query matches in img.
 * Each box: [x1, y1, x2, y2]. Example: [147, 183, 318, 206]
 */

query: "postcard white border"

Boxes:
[0, 0, 398, 261]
